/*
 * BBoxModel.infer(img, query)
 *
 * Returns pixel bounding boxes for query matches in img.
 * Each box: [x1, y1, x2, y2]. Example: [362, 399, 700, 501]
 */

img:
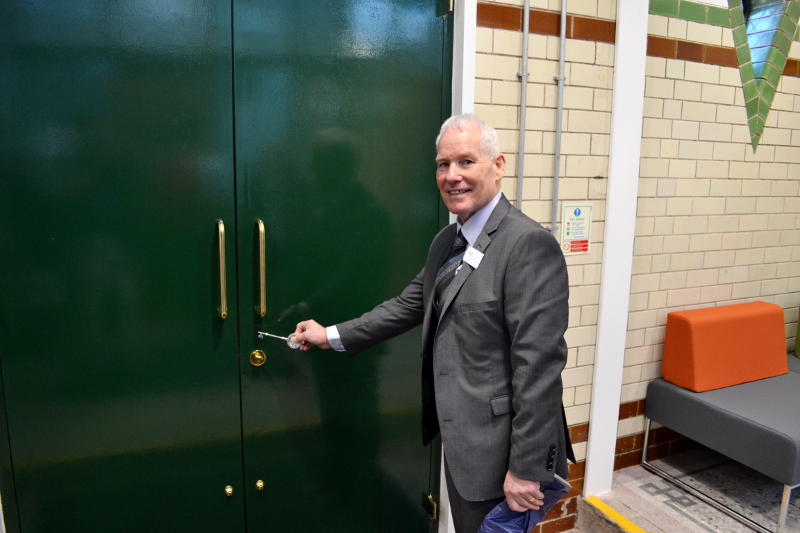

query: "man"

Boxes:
[294, 114, 573, 532]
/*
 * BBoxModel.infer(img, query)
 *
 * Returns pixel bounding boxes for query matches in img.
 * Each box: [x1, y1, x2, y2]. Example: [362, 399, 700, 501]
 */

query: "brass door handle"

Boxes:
[224, 485, 234, 497]
[256, 219, 266, 317]
[256, 479, 265, 492]
[217, 220, 228, 319]
[427, 493, 438, 520]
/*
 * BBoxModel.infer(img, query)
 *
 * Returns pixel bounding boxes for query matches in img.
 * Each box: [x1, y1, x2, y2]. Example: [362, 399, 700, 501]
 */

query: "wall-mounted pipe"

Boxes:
[516, 0, 530, 210]
[550, 0, 568, 235]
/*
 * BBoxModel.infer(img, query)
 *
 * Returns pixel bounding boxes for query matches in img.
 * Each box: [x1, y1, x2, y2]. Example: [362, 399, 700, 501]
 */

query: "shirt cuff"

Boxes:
[326, 325, 346, 352]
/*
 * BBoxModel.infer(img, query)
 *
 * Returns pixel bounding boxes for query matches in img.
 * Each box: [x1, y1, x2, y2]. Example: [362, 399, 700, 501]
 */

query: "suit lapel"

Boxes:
[421, 224, 458, 343]
[436, 196, 513, 320]
[427, 224, 457, 285]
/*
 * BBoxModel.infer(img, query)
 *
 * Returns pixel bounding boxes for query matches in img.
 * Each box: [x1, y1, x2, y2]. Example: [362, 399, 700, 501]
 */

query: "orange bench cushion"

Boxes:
[662, 301, 789, 392]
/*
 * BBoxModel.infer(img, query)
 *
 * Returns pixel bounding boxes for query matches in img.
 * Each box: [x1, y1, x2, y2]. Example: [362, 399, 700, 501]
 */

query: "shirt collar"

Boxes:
[456, 191, 502, 246]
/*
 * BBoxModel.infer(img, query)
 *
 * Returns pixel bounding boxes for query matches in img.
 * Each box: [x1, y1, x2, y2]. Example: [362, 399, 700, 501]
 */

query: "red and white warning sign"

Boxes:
[560, 204, 592, 255]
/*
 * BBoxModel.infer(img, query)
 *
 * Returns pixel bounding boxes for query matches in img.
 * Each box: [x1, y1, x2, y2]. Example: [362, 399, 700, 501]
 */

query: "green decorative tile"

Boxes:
[680, 1, 708, 23]
[780, 14, 798, 34]
[651, 0, 679, 17]
[789, 0, 800, 18]
[647, 0, 800, 151]
[761, 94, 774, 115]
[775, 30, 792, 51]
[745, 96, 760, 117]
[728, 0, 800, 150]
[767, 46, 787, 69]
[729, 6, 746, 26]
[748, 114, 763, 138]
[707, 7, 730, 27]
[732, 24, 748, 44]
[740, 62, 756, 82]
[743, 79, 759, 101]
[736, 44, 752, 65]
[763, 60, 781, 80]
[760, 81, 777, 104]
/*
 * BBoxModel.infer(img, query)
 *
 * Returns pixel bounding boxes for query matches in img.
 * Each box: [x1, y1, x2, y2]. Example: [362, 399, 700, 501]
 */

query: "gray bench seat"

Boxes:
[645, 302, 798, 532]
[646, 372, 800, 487]
[789, 354, 800, 373]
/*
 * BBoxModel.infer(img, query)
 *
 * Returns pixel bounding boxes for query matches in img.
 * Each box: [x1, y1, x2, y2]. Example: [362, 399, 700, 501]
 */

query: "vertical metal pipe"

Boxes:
[515, 0, 530, 210]
[550, 0, 568, 234]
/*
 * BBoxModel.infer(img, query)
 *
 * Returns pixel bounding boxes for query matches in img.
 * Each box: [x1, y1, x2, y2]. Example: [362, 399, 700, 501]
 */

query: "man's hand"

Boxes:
[293, 320, 331, 351]
[503, 470, 544, 512]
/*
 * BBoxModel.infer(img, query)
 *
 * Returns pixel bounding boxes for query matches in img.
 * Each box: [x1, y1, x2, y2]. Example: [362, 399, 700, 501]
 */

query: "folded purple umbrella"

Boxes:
[478, 475, 572, 533]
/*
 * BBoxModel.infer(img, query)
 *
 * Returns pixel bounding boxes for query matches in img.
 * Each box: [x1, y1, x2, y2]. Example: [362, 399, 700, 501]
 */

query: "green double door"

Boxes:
[0, 1, 449, 531]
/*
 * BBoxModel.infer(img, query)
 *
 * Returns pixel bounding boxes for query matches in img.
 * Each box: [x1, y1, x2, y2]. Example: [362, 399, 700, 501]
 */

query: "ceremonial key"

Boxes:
[257, 331, 301, 350]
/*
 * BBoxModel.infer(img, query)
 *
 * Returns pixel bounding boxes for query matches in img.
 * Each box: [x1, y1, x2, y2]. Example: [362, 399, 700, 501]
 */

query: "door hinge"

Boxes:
[437, 0, 454, 17]
[423, 492, 439, 521]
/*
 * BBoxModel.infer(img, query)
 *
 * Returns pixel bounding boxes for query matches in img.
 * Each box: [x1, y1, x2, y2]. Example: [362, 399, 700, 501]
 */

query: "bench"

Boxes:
[642, 301, 800, 533]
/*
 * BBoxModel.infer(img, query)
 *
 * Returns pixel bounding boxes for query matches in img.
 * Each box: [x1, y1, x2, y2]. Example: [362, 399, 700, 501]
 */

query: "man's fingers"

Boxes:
[294, 333, 313, 350]
[524, 496, 543, 510]
[292, 320, 330, 350]
[506, 499, 526, 513]
[506, 490, 544, 512]
[507, 498, 540, 512]
[503, 471, 544, 512]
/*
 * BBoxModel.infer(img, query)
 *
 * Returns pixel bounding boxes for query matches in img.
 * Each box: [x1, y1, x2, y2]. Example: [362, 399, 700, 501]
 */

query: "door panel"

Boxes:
[234, 1, 446, 530]
[0, 2, 244, 531]
[0, 1, 449, 530]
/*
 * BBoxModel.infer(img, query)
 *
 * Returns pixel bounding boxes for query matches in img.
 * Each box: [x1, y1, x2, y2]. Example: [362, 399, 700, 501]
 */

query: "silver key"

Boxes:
[257, 331, 301, 350]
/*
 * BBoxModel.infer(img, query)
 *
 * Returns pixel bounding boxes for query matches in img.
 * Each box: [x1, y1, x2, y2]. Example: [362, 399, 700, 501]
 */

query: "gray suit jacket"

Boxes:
[337, 195, 571, 500]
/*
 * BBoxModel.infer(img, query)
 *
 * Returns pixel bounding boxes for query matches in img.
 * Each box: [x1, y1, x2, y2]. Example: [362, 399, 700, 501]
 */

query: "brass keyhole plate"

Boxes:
[250, 349, 267, 367]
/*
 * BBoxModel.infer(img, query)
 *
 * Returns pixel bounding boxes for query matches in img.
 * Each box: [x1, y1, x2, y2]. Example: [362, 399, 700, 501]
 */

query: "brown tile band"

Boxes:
[648, 35, 800, 75]
[477, 2, 800, 77]
[477, 2, 616, 43]
[647, 35, 737, 67]
[784, 58, 800, 76]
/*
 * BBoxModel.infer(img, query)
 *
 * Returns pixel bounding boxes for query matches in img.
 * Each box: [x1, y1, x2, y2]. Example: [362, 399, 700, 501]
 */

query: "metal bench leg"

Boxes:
[777, 484, 793, 533]
[641, 416, 774, 533]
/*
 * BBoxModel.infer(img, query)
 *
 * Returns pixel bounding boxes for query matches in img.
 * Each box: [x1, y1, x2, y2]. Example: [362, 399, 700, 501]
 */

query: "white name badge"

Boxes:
[463, 246, 484, 269]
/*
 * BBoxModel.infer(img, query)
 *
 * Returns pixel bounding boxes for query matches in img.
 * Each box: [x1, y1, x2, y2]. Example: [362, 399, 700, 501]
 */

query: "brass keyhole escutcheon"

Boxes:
[256, 479, 265, 492]
[224, 485, 234, 497]
[250, 349, 266, 367]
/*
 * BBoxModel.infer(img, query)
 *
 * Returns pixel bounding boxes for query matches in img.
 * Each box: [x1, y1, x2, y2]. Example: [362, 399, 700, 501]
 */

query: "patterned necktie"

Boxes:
[434, 230, 467, 314]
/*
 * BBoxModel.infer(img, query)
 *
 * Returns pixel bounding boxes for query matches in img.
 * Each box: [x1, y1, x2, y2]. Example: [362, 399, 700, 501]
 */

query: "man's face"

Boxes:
[435, 124, 505, 224]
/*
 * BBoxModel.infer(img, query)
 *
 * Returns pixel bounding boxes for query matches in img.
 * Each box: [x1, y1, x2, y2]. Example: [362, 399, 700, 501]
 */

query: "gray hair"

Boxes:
[435, 114, 500, 159]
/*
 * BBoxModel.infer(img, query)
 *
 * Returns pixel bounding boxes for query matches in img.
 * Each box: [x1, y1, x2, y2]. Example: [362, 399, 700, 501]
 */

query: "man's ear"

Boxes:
[494, 153, 506, 181]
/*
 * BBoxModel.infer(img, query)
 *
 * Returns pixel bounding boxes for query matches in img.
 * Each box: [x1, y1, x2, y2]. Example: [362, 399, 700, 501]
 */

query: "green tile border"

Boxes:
[707, 6, 730, 25]
[650, 0, 800, 33]
[651, 0, 680, 17]
[680, 1, 712, 23]
[650, 0, 731, 27]
[729, 3, 746, 27]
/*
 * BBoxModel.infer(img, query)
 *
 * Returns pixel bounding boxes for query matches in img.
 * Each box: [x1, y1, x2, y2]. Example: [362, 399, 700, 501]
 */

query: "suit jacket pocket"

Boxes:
[490, 394, 511, 416]
[456, 299, 501, 313]
[452, 299, 505, 372]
